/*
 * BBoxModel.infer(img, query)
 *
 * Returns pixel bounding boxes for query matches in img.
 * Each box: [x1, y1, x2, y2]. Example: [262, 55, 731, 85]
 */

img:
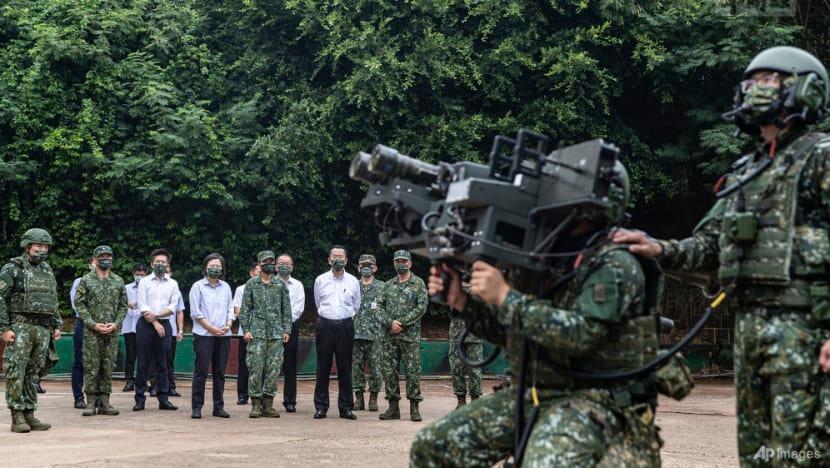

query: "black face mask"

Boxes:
[261, 264, 276, 275]
[97, 259, 113, 271]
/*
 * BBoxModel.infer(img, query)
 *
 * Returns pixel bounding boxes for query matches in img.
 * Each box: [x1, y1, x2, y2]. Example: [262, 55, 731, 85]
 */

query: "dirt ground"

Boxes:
[0, 378, 737, 467]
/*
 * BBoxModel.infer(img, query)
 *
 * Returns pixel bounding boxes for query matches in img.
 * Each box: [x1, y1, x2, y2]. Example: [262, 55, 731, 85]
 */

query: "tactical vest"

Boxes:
[8, 257, 59, 316]
[718, 133, 830, 289]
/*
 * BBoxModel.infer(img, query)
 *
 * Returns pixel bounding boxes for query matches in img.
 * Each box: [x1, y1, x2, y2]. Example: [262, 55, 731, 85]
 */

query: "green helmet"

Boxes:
[20, 228, 53, 248]
[728, 46, 829, 134]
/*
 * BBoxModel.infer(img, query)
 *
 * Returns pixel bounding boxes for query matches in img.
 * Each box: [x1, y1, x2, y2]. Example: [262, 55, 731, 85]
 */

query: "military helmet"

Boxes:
[20, 228, 53, 248]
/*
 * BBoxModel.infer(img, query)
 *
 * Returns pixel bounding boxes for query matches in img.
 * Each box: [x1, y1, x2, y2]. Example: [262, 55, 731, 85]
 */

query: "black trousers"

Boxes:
[124, 332, 137, 381]
[192, 335, 230, 410]
[135, 319, 171, 404]
[149, 334, 177, 390]
[71, 318, 84, 400]
[282, 320, 300, 405]
[313, 317, 354, 412]
[237, 337, 248, 399]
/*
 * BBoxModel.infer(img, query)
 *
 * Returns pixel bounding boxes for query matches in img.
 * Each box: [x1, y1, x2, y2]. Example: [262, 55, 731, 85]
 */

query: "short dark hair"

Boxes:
[329, 245, 347, 257]
[202, 253, 226, 277]
[149, 248, 171, 264]
[249, 260, 259, 272]
[277, 253, 293, 263]
[132, 263, 148, 273]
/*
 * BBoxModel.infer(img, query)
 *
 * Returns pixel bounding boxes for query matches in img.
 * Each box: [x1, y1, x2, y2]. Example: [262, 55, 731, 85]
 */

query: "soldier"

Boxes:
[615, 46, 830, 466]
[448, 315, 483, 409]
[239, 250, 292, 418]
[352, 254, 385, 412]
[411, 161, 671, 465]
[0, 228, 62, 433]
[378, 250, 428, 422]
[74, 246, 128, 416]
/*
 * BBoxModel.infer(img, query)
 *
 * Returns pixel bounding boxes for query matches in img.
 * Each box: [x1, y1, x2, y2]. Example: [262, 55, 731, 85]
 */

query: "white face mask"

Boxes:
[134, 275, 145, 284]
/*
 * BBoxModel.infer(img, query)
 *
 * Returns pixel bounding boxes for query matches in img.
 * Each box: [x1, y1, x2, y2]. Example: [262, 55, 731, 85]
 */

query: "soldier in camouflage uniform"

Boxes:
[411, 161, 677, 466]
[0, 228, 62, 433]
[239, 250, 292, 419]
[378, 250, 428, 422]
[617, 46, 830, 466]
[74, 246, 128, 416]
[448, 315, 483, 409]
[352, 254, 385, 412]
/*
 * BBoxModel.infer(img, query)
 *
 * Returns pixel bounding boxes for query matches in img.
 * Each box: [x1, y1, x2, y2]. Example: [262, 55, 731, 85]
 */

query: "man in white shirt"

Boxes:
[233, 261, 260, 405]
[276, 253, 305, 413]
[312, 245, 360, 420]
[69, 259, 93, 408]
[134, 248, 180, 411]
[121, 264, 148, 392]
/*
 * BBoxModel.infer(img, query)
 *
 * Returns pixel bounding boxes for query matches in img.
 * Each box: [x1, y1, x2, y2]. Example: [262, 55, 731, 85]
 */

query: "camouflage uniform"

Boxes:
[353, 278, 385, 394]
[411, 245, 663, 466]
[657, 129, 830, 466]
[448, 316, 483, 399]
[379, 273, 428, 403]
[74, 270, 128, 397]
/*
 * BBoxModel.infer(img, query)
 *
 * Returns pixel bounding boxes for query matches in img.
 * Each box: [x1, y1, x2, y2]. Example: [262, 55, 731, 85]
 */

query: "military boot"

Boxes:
[354, 392, 365, 411]
[455, 395, 466, 410]
[10, 410, 30, 433]
[261, 396, 279, 418]
[471, 395, 479, 402]
[410, 400, 422, 422]
[368, 392, 379, 411]
[379, 400, 400, 420]
[249, 398, 262, 418]
[22, 410, 51, 431]
[98, 394, 119, 416]
[82, 393, 97, 416]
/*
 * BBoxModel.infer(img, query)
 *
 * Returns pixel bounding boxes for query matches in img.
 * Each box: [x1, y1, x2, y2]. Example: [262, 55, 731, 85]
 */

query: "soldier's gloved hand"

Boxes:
[243, 332, 253, 343]
[52, 329, 61, 341]
[611, 229, 663, 258]
[820, 339, 830, 373]
[429, 264, 467, 311]
[3, 330, 15, 343]
[470, 261, 510, 306]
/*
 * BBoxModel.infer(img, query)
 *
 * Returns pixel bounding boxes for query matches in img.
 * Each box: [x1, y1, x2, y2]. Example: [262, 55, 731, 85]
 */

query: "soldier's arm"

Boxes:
[239, 283, 253, 333]
[115, 282, 128, 328]
[378, 284, 393, 331]
[0, 265, 15, 332]
[74, 279, 97, 331]
[398, 281, 428, 327]
[656, 198, 725, 272]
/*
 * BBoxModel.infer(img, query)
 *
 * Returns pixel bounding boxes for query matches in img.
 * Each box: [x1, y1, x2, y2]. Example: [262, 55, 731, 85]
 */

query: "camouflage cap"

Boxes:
[358, 254, 377, 264]
[93, 245, 113, 257]
[257, 250, 276, 262]
[393, 250, 411, 260]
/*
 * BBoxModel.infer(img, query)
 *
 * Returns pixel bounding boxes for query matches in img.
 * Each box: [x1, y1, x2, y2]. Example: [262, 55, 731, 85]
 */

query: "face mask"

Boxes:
[278, 265, 292, 277]
[97, 259, 112, 271]
[395, 264, 410, 274]
[741, 83, 782, 125]
[29, 249, 48, 264]
[134, 275, 145, 284]
[207, 267, 222, 278]
[360, 266, 373, 278]
[261, 264, 276, 275]
[153, 263, 166, 275]
[331, 259, 345, 272]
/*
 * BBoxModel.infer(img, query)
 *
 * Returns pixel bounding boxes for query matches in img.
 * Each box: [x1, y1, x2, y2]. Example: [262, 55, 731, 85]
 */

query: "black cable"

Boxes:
[457, 327, 500, 368]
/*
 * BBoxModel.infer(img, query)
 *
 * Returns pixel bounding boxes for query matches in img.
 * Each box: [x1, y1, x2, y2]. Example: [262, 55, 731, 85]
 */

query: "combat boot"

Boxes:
[354, 392, 365, 411]
[82, 393, 97, 416]
[22, 410, 51, 431]
[410, 400, 422, 422]
[97, 394, 119, 416]
[249, 398, 262, 418]
[455, 395, 466, 410]
[379, 400, 400, 420]
[368, 392, 379, 411]
[261, 396, 280, 418]
[10, 410, 30, 433]
[471, 395, 479, 402]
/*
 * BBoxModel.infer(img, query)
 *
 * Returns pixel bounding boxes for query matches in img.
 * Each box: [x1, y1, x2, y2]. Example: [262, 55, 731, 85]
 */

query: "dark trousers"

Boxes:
[71, 318, 84, 400]
[237, 337, 248, 399]
[149, 334, 177, 390]
[313, 317, 354, 412]
[282, 320, 300, 405]
[192, 335, 230, 410]
[135, 319, 171, 404]
[123, 332, 137, 381]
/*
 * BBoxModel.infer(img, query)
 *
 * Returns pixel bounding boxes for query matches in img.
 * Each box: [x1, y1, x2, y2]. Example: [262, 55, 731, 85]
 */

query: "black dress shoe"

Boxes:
[133, 402, 145, 411]
[313, 410, 327, 419]
[169, 390, 181, 397]
[34, 383, 45, 394]
[122, 381, 135, 392]
[74, 398, 86, 409]
[159, 401, 178, 410]
[191, 408, 202, 419]
[339, 410, 357, 420]
[284, 404, 296, 413]
[212, 408, 230, 418]
[237, 397, 248, 405]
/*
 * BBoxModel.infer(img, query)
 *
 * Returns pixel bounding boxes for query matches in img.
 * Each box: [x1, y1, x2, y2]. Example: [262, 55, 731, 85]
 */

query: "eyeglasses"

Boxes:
[740, 73, 782, 93]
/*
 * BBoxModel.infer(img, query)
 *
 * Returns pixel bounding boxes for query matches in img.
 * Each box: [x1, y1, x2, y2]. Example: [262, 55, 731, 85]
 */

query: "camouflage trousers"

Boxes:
[82, 329, 118, 395]
[246, 338, 283, 398]
[352, 339, 381, 393]
[410, 387, 661, 467]
[3, 322, 50, 410]
[734, 310, 828, 467]
[448, 340, 483, 398]
[381, 339, 422, 402]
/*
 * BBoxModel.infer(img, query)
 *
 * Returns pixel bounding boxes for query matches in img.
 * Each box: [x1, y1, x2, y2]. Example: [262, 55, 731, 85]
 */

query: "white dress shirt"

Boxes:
[189, 278, 233, 337]
[313, 270, 360, 320]
[122, 281, 142, 334]
[280, 276, 306, 322]
[233, 284, 245, 336]
[137, 274, 182, 327]
[171, 293, 185, 336]
[70, 277, 82, 318]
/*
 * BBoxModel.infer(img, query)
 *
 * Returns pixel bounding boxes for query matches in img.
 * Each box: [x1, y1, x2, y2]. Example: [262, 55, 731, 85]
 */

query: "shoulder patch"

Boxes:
[594, 283, 606, 303]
